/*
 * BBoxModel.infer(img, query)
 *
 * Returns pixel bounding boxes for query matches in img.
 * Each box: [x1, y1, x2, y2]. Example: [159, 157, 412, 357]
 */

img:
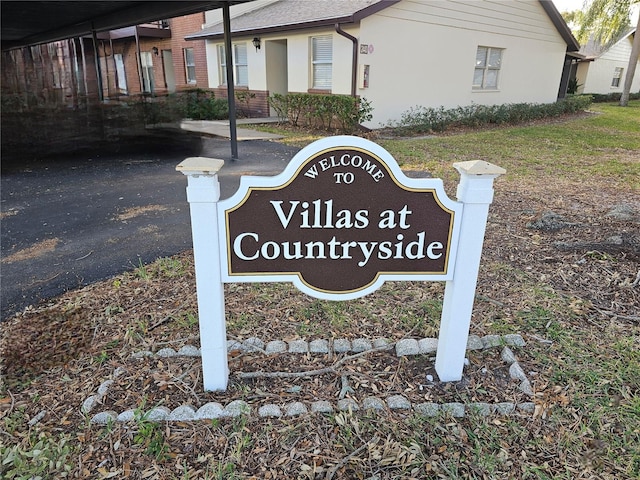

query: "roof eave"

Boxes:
[186, 15, 356, 41]
[186, 0, 400, 41]
[352, 0, 401, 22]
[538, 0, 580, 52]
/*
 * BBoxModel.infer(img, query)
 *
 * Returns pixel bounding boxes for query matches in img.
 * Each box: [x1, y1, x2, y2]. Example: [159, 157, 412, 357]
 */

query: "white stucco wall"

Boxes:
[205, 38, 265, 89]
[358, 0, 570, 127]
[205, 27, 358, 95]
[576, 36, 640, 94]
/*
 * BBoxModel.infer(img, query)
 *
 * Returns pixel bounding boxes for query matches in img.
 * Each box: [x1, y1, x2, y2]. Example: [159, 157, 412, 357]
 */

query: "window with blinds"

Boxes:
[311, 36, 332, 90]
[218, 44, 248, 86]
[184, 48, 196, 84]
[234, 44, 248, 86]
[473, 46, 503, 90]
[611, 67, 623, 87]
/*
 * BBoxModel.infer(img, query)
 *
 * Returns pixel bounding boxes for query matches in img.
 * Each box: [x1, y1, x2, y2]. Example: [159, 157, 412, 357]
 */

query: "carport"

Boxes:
[1, 1, 252, 158]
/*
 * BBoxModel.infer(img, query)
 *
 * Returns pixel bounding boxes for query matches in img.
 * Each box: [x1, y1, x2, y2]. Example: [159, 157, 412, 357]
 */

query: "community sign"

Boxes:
[218, 136, 462, 300]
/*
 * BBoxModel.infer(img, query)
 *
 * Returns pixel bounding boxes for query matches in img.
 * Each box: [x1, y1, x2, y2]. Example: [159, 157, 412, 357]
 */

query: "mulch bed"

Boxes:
[1, 118, 638, 478]
[93, 346, 530, 417]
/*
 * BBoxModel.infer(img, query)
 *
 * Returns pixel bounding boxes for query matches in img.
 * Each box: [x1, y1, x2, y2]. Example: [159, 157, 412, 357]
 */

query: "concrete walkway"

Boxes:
[150, 118, 285, 141]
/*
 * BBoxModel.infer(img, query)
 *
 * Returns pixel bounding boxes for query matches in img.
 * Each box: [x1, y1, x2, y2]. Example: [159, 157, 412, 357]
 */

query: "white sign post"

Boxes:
[177, 137, 504, 391]
[176, 157, 229, 391]
[436, 160, 506, 381]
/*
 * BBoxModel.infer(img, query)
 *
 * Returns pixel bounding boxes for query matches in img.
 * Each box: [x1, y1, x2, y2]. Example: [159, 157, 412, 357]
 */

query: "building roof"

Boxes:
[538, 0, 580, 51]
[186, 0, 399, 39]
[187, 0, 580, 52]
[579, 28, 637, 60]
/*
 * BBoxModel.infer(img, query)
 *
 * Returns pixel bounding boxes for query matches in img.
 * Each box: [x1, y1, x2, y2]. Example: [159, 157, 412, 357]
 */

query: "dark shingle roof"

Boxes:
[186, 0, 580, 52]
[186, 0, 396, 39]
[579, 28, 637, 59]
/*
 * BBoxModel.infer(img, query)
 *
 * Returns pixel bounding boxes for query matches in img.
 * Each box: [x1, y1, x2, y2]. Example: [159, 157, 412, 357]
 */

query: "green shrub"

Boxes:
[235, 90, 256, 118]
[181, 88, 229, 120]
[268, 93, 289, 121]
[268, 93, 373, 133]
[567, 78, 582, 95]
[389, 96, 594, 135]
[588, 91, 640, 103]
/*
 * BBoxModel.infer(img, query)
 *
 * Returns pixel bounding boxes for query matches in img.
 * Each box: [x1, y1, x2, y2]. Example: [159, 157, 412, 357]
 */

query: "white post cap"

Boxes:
[453, 160, 506, 176]
[176, 157, 225, 176]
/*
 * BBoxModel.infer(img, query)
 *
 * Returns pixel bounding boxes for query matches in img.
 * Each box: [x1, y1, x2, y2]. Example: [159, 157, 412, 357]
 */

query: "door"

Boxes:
[162, 49, 176, 93]
[265, 39, 288, 117]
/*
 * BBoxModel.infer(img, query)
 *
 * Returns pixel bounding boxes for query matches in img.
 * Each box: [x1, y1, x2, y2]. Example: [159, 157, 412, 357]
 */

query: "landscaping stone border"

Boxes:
[83, 334, 535, 424]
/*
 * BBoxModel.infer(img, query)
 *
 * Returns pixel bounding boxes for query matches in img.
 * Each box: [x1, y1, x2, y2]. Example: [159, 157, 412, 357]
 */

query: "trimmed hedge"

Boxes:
[587, 91, 640, 103]
[388, 95, 594, 135]
[268, 93, 373, 133]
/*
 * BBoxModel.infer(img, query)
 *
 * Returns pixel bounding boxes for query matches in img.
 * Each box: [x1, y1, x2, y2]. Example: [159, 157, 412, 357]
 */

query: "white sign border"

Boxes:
[217, 135, 463, 300]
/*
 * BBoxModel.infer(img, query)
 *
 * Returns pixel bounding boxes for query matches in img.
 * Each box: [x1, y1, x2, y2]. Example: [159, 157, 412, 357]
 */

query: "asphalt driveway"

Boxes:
[1, 133, 299, 320]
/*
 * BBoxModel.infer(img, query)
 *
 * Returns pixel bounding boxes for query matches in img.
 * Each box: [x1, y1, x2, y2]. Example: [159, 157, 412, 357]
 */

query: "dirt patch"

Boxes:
[1, 237, 60, 263]
[113, 205, 168, 222]
[0, 209, 19, 220]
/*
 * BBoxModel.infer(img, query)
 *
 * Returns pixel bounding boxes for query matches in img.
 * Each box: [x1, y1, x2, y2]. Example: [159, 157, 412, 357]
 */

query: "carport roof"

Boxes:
[0, 1, 249, 51]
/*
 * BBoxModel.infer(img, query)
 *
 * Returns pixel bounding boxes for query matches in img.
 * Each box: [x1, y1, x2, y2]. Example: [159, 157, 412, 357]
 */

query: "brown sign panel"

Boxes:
[219, 136, 461, 299]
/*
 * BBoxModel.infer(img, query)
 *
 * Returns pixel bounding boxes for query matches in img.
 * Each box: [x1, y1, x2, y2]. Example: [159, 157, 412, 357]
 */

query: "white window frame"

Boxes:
[114, 53, 127, 94]
[140, 51, 154, 93]
[473, 46, 503, 90]
[611, 67, 623, 88]
[184, 47, 196, 84]
[311, 35, 332, 90]
[217, 43, 248, 87]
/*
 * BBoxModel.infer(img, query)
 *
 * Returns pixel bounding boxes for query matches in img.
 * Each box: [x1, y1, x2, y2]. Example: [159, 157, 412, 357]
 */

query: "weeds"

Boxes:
[134, 257, 150, 280]
[0, 430, 74, 479]
[133, 404, 170, 461]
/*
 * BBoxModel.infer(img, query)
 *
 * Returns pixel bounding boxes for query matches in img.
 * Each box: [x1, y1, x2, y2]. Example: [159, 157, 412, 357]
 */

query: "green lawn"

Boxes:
[380, 100, 640, 187]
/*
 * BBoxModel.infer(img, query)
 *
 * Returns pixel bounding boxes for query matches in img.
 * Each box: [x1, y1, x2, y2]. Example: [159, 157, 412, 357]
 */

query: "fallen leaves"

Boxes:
[1, 154, 638, 479]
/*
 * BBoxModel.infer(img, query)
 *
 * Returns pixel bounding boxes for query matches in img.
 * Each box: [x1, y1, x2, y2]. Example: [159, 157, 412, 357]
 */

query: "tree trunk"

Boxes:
[620, 15, 640, 107]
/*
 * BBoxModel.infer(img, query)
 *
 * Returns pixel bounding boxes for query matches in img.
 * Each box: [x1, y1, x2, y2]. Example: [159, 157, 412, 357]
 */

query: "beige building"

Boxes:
[576, 29, 640, 95]
[187, 0, 579, 127]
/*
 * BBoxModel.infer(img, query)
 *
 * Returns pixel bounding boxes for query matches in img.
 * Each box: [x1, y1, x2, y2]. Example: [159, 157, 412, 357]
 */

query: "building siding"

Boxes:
[577, 36, 640, 94]
[170, 13, 208, 88]
[357, 0, 568, 126]
[200, 0, 574, 125]
[376, 0, 561, 43]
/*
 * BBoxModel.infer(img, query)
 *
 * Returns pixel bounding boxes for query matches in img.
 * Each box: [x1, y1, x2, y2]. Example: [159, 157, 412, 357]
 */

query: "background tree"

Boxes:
[563, 0, 640, 106]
